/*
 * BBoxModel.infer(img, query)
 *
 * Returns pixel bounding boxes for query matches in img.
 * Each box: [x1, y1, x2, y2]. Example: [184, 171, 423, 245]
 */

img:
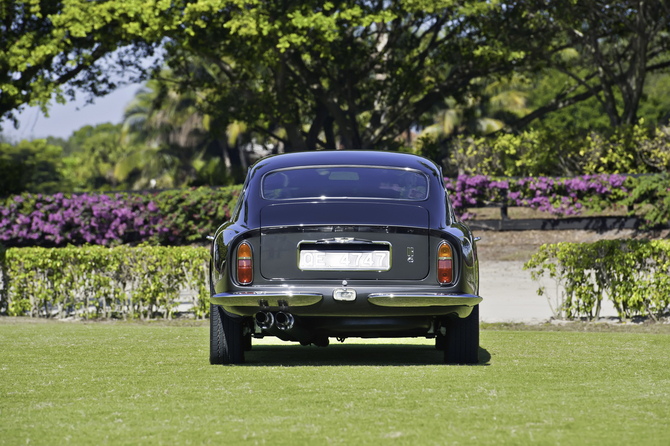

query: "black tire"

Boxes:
[210, 304, 245, 365]
[444, 304, 479, 364]
[243, 332, 252, 351]
[435, 332, 446, 350]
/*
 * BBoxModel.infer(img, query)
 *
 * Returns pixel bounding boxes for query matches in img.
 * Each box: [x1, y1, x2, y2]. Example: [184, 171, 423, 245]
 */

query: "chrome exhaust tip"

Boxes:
[275, 311, 294, 330]
[254, 311, 274, 330]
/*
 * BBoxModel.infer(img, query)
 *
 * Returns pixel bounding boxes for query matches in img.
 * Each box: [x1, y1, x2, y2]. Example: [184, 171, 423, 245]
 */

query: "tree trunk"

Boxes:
[324, 116, 336, 151]
[306, 103, 328, 151]
[236, 134, 249, 172]
[622, 6, 650, 125]
[218, 139, 233, 178]
[284, 122, 307, 152]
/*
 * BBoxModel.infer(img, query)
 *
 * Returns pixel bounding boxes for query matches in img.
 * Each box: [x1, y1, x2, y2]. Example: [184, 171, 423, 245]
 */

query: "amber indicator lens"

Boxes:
[237, 242, 253, 285]
[437, 242, 453, 284]
[438, 243, 452, 259]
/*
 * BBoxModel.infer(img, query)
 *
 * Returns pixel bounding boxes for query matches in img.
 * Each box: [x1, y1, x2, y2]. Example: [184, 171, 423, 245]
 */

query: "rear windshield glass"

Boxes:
[262, 167, 428, 200]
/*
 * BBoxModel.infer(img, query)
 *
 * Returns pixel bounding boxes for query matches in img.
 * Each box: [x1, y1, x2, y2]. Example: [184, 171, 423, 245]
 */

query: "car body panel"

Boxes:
[210, 151, 480, 344]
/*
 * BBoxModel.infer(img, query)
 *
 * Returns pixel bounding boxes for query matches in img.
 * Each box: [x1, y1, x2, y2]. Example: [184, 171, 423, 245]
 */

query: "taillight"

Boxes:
[237, 241, 253, 285]
[437, 242, 453, 284]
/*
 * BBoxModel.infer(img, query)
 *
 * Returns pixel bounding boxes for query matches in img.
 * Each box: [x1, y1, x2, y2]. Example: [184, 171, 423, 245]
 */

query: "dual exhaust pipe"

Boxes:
[254, 311, 294, 330]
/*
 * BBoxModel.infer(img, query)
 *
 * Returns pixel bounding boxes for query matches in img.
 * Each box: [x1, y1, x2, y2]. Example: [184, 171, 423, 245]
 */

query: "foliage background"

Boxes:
[3, 1, 670, 196]
[0, 245, 210, 319]
[524, 240, 670, 320]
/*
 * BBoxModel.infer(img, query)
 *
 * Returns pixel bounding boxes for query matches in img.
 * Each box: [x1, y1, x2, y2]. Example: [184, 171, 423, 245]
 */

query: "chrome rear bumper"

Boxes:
[212, 291, 481, 308]
[211, 292, 323, 307]
[367, 293, 482, 307]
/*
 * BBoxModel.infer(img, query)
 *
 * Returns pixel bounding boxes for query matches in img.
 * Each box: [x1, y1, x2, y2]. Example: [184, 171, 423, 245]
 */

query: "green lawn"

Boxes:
[1, 320, 668, 445]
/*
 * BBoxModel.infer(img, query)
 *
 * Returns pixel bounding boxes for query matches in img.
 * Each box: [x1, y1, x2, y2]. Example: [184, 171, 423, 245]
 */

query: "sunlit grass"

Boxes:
[1, 320, 668, 445]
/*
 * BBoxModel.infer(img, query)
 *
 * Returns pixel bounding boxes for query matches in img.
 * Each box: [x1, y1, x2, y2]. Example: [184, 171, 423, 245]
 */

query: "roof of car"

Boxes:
[251, 150, 440, 175]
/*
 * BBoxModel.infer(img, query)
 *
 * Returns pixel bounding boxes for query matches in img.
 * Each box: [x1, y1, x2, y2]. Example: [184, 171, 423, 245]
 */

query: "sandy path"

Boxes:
[472, 229, 669, 322]
[478, 259, 619, 323]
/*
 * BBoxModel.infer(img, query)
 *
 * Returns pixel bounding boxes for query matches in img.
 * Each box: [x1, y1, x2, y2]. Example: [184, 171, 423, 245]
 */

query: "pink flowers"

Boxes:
[0, 193, 162, 247]
[0, 176, 637, 245]
[445, 174, 633, 220]
[0, 186, 242, 247]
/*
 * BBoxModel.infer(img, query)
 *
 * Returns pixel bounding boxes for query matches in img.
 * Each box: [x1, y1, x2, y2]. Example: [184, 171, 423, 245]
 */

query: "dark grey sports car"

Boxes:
[209, 151, 481, 364]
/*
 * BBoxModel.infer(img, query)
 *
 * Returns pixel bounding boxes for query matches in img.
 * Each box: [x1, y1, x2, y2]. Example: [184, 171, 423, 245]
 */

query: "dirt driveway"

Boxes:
[473, 229, 668, 323]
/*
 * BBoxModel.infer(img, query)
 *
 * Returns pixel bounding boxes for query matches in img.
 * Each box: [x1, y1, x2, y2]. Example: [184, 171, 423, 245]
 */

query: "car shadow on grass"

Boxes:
[241, 344, 491, 366]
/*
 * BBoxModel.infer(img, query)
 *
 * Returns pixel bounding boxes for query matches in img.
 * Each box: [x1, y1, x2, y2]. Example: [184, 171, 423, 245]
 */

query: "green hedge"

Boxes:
[524, 240, 670, 320]
[0, 246, 210, 319]
[153, 186, 242, 244]
[5, 242, 668, 321]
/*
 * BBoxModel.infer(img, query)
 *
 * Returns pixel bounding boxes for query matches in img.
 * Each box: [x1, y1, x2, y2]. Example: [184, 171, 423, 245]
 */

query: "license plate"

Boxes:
[299, 250, 390, 271]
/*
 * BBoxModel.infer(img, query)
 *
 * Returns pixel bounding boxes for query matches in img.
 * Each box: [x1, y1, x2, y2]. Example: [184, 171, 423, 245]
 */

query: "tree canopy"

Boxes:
[3, 0, 670, 188]
[0, 0, 155, 131]
[510, 0, 670, 130]
[158, 0, 564, 150]
[5, 1, 670, 137]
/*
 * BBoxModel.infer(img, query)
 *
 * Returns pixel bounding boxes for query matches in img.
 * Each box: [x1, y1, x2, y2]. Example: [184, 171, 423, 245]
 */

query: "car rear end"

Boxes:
[211, 162, 481, 354]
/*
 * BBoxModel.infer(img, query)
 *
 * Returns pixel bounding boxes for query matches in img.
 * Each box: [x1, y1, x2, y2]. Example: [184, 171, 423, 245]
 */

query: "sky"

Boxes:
[0, 82, 143, 142]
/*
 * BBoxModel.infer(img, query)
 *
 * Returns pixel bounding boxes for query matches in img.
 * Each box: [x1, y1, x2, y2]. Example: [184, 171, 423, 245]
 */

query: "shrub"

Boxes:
[0, 139, 66, 196]
[443, 123, 670, 178]
[0, 245, 210, 319]
[151, 186, 241, 244]
[0, 192, 162, 247]
[524, 240, 670, 320]
[623, 173, 670, 229]
[0, 186, 242, 247]
[445, 173, 634, 218]
[0, 174, 667, 248]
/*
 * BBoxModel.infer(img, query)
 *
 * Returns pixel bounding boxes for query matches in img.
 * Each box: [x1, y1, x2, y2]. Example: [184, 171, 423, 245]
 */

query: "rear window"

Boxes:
[262, 167, 429, 201]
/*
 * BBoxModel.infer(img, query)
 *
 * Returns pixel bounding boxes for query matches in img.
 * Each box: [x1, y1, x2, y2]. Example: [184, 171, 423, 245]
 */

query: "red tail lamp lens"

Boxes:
[437, 242, 453, 284]
[237, 242, 253, 285]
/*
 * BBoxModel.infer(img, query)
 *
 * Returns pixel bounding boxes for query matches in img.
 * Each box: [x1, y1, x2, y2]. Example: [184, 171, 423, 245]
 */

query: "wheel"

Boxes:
[210, 304, 245, 365]
[243, 332, 252, 351]
[444, 304, 479, 364]
[435, 332, 446, 350]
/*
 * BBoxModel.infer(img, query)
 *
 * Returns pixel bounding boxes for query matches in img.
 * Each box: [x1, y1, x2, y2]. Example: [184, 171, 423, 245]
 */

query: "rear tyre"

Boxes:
[435, 333, 446, 350]
[210, 304, 245, 365]
[243, 332, 252, 351]
[444, 305, 479, 365]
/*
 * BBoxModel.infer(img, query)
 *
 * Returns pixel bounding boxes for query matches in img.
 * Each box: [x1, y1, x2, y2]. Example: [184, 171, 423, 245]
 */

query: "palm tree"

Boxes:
[115, 75, 217, 189]
[419, 75, 531, 141]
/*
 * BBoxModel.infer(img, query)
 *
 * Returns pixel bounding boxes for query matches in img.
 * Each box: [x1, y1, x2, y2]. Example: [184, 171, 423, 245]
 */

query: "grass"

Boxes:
[1, 319, 669, 445]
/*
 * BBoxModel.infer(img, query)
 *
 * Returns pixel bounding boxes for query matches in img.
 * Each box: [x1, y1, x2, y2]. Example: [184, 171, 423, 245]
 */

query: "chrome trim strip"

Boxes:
[211, 292, 323, 307]
[367, 293, 482, 308]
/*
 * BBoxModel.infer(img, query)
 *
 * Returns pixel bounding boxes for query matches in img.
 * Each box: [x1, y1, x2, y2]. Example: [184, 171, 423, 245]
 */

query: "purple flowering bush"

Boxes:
[0, 186, 241, 247]
[0, 174, 661, 246]
[446, 174, 633, 219]
[0, 192, 161, 246]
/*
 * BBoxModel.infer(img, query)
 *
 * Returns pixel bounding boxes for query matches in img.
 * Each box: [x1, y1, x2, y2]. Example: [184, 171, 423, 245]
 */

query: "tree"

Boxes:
[117, 76, 248, 188]
[512, 0, 670, 130]
[418, 75, 532, 141]
[0, 0, 155, 131]
[156, 1, 560, 151]
[61, 123, 130, 191]
[116, 78, 208, 189]
[0, 139, 64, 195]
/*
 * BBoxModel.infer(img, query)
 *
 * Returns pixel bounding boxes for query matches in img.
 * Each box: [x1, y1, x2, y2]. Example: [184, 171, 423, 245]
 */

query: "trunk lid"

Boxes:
[260, 202, 430, 280]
